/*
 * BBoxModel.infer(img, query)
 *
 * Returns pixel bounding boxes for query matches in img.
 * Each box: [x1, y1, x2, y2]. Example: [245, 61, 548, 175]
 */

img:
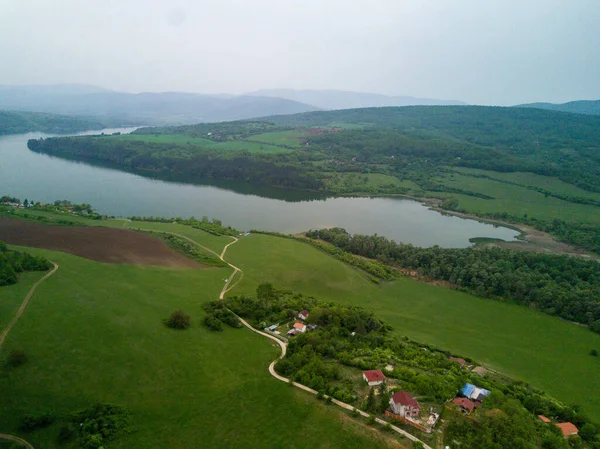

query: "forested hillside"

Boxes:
[518, 99, 600, 116]
[0, 110, 110, 135]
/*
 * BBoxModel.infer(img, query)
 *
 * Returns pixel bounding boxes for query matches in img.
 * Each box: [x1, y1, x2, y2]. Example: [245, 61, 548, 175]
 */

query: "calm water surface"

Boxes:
[0, 128, 519, 247]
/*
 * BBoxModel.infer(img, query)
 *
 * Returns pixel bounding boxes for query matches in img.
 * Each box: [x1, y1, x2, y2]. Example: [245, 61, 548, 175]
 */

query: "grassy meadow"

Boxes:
[225, 233, 600, 419]
[0, 246, 399, 448]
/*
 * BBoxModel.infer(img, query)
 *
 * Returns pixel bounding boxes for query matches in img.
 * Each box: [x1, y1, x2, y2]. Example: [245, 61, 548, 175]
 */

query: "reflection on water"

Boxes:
[0, 128, 519, 248]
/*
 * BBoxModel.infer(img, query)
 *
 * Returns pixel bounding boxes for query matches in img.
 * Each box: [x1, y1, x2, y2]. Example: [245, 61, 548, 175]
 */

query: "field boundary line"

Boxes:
[0, 433, 34, 449]
[0, 262, 58, 349]
[218, 238, 433, 449]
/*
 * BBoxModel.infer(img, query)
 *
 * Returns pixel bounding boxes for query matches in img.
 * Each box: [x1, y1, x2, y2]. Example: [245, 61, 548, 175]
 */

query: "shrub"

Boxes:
[366, 414, 376, 425]
[383, 422, 393, 432]
[590, 349, 598, 357]
[166, 310, 191, 329]
[203, 313, 223, 331]
[7, 349, 28, 367]
[21, 412, 54, 431]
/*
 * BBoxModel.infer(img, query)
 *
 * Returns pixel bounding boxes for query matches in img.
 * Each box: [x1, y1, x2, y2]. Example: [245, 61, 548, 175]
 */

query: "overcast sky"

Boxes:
[1, 0, 599, 105]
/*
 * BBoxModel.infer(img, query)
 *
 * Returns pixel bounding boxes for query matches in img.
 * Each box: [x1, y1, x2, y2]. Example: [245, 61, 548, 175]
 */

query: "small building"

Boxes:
[390, 391, 420, 418]
[452, 397, 475, 414]
[460, 383, 490, 402]
[293, 322, 306, 333]
[472, 366, 488, 377]
[556, 422, 578, 438]
[538, 415, 551, 423]
[298, 310, 309, 321]
[287, 329, 298, 336]
[362, 370, 386, 387]
[450, 357, 467, 368]
[265, 324, 278, 332]
[307, 324, 317, 331]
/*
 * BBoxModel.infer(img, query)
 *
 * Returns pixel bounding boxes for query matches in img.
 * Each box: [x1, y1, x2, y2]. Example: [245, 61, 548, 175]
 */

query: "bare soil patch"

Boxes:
[0, 218, 204, 268]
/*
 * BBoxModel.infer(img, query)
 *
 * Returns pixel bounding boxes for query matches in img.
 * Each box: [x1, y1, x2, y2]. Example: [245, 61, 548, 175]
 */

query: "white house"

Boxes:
[298, 310, 309, 321]
[390, 391, 420, 418]
[293, 322, 306, 333]
[362, 370, 386, 387]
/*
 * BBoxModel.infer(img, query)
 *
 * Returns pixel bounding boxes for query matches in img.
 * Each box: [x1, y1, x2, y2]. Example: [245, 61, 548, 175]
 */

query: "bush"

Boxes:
[203, 313, 223, 331]
[383, 422, 393, 432]
[21, 412, 54, 431]
[165, 310, 191, 329]
[590, 349, 598, 357]
[366, 414, 376, 425]
[7, 349, 28, 367]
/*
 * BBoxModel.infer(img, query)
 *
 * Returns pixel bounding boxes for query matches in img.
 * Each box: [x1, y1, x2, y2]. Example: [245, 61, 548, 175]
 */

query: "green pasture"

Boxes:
[225, 233, 600, 420]
[433, 171, 600, 224]
[246, 130, 309, 148]
[0, 247, 395, 448]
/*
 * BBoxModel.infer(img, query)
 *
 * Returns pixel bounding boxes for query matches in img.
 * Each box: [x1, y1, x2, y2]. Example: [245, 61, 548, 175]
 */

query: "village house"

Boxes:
[298, 310, 309, 321]
[293, 322, 306, 333]
[460, 383, 490, 402]
[452, 397, 475, 414]
[555, 422, 578, 438]
[450, 357, 467, 368]
[538, 415, 551, 423]
[390, 391, 420, 418]
[362, 370, 386, 387]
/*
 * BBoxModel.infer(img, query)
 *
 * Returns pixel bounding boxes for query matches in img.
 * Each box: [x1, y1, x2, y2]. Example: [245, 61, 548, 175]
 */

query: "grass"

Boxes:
[112, 133, 289, 154]
[432, 171, 600, 224]
[0, 272, 45, 333]
[225, 233, 600, 420]
[246, 130, 310, 148]
[0, 246, 396, 448]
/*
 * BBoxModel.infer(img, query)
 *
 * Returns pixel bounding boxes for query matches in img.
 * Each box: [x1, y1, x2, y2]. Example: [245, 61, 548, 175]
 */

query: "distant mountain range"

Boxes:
[516, 99, 600, 116]
[247, 88, 465, 110]
[0, 85, 319, 126]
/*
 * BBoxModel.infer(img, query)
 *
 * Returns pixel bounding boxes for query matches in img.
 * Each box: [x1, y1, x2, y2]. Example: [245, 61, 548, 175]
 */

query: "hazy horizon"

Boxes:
[2, 0, 600, 105]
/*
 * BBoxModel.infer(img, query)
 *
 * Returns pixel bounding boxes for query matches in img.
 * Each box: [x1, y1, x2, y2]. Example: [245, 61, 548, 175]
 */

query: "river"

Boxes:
[0, 128, 519, 247]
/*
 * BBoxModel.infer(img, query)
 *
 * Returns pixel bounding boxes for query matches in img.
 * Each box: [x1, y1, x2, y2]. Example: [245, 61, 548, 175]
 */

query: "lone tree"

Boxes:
[166, 310, 191, 329]
[7, 349, 28, 367]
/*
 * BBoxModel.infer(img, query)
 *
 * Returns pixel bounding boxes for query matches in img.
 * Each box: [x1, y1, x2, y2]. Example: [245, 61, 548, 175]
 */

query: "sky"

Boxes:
[1, 0, 599, 105]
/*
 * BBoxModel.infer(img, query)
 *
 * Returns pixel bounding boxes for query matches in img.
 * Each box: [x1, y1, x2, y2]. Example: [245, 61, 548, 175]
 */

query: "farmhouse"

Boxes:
[538, 415, 551, 423]
[452, 397, 475, 414]
[390, 391, 420, 418]
[298, 310, 309, 321]
[556, 422, 578, 438]
[293, 322, 306, 333]
[362, 370, 386, 386]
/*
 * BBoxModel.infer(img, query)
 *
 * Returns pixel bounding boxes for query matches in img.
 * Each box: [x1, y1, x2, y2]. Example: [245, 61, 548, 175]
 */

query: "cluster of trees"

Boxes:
[202, 301, 242, 331]
[0, 110, 107, 135]
[221, 284, 599, 447]
[128, 215, 238, 236]
[306, 228, 600, 332]
[0, 241, 53, 286]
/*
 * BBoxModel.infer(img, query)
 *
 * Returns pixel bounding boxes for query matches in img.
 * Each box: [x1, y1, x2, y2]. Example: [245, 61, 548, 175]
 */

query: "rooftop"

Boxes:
[363, 370, 386, 383]
[556, 422, 578, 437]
[391, 391, 419, 408]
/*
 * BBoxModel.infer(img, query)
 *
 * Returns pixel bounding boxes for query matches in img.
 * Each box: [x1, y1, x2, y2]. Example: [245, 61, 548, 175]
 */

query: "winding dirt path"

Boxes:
[0, 262, 58, 349]
[219, 238, 433, 449]
[0, 433, 34, 449]
[0, 263, 58, 449]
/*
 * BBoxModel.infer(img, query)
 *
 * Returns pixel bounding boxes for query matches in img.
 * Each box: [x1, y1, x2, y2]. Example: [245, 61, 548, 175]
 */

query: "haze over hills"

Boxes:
[516, 99, 600, 116]
[0, 84, 319, 126]
[247, 88, 465, 110]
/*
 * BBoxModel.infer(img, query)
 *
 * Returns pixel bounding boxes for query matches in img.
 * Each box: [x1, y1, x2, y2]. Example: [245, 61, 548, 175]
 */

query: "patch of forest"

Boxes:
[0, 110, 111, 135]
[0, 241, 53, 286]
[306, 228, 600, 334]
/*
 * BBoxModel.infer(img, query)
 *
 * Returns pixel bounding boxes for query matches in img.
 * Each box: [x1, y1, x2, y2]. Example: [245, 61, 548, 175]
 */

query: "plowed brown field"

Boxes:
[0, 218, 203, 268]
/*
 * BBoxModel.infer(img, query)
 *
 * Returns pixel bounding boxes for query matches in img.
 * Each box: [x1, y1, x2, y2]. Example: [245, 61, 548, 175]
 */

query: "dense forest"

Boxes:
[306, 228, 600, 333]
[218, 284, 600, 449]
[0, 110, 111, 135]
[0, 241, 53, 286]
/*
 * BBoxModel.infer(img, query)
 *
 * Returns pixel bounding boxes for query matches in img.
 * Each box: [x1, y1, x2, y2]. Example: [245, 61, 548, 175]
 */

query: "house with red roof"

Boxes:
[298, 310, 309, 321]
[538, 415, 551, 423]
[450, 357, 467, 368]
[362, 370, 386, 386]
[452, 397, 475, 414]
[555, 422, 578, 438]
[390, 391, 420, 418]
[293, 322, 306, 333]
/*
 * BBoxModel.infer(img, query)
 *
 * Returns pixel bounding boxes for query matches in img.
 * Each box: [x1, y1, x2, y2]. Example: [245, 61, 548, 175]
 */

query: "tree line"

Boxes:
[306, 228, 600, 333]
[0, 241, 53, 286]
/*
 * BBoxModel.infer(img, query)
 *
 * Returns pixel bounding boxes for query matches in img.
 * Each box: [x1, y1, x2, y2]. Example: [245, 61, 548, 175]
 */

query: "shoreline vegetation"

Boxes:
[25, 105, 600, 255]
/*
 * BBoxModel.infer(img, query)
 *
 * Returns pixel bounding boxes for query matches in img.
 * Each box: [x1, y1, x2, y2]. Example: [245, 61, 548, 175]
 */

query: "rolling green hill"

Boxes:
[517, 99, 600, 116]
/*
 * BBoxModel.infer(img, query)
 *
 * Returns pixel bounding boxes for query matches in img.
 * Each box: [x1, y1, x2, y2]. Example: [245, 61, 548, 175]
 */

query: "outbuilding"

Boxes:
[362, 370, 386, 386]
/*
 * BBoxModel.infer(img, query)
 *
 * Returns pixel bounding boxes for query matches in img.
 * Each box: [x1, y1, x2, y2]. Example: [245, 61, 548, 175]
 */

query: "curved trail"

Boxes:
[0, 263, 58, 449]
[219, 238, 433, 449]
[0, 262, 58, 349]
[0, 433, 34, 449]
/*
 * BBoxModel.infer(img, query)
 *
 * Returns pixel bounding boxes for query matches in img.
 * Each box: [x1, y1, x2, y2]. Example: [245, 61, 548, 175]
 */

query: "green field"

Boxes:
[0, 246, 397, 448]
[432, 171, 600, 224]
[226, 233, 600, 419]
[246, 130, 309, 148]
[113, 133, 289, 154]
